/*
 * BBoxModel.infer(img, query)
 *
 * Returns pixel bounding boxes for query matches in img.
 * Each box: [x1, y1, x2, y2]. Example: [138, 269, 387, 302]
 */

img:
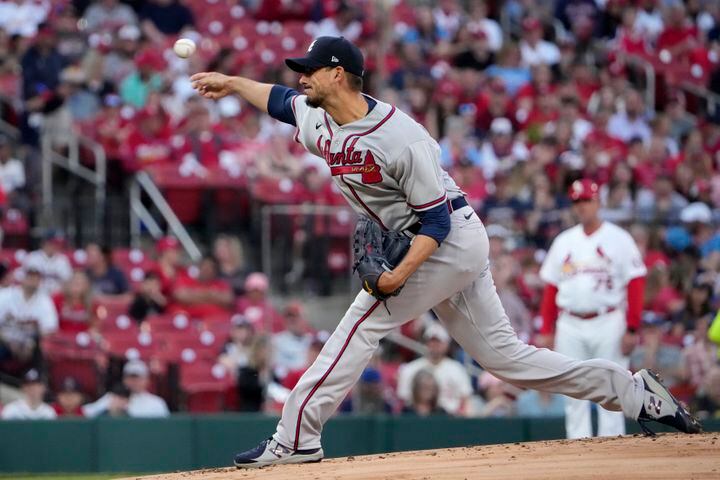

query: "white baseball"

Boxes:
[173, 38, 196, 58]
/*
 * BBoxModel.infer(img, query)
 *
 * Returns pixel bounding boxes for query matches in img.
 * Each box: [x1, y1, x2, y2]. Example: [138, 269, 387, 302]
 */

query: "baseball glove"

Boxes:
[352, 216, 411, 301]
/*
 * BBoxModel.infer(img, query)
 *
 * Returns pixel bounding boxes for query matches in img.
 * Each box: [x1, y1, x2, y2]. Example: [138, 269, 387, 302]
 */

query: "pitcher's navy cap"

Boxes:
[286, 36, 364, 77]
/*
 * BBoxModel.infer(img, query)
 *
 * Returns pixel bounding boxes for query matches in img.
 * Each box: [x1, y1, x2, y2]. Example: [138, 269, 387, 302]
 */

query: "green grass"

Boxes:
[0, 475, 133, 480]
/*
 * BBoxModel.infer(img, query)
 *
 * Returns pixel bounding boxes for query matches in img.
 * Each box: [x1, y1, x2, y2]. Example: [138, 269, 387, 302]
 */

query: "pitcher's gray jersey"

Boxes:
[289, 95, 463, 231]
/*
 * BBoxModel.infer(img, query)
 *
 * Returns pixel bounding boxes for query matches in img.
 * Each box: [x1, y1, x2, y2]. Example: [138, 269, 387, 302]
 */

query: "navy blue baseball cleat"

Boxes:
[234, 438, 324, 469]
[635, 369, 702, 436]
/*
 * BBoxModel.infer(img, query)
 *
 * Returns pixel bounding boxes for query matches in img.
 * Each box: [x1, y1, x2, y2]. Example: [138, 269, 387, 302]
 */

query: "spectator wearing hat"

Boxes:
[22, 230, 72, 295]
[83, 360, 169, 417]
[351, 366, 393, 414]
[1, 369, 56, 420]
[0, 266, 58, 372]
[128, 272, 167, 324]
[272, 302, 313, 373]
[119, 103, 174, 172]
[479, 117, 529, 180]
[519, 17, 561, 67]
[121, 359, 168, 417]
[120, 49, 165, 108]
[396, 323, 473, 416]
[235, 272, 283, 333]
[99, 25, 142, 86]
[676, 202, 720, 259]
[83, 0, 138, 34]
[172, 256, 233, 318]
[51, 376, 84, 416]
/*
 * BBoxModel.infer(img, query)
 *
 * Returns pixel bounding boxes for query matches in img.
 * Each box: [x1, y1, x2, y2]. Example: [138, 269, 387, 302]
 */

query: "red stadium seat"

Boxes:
[43, 332, 104, 397]
[99, 313, 139, 335]
[105, 331, 158, 361]
[180, 361, 234, 413]
[146, 312, 192, 334]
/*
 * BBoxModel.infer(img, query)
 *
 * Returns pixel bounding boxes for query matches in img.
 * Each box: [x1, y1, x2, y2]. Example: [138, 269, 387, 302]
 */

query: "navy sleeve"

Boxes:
[267, 85, 299, 126]
[416, 203, 451, 246]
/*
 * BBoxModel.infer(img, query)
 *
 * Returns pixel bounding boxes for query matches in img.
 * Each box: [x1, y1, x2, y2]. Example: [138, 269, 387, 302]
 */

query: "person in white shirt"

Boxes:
[0, 267, 58, 369]
[22, 230, 72, 295]
[396, 322, 473, 416]
[0, 135, 25, 196]
[82, 360, 169, 418]
[1, 369, 56, 420]
[634, 0, 664, 42]
[478, 117, 530, 180]
[272, 303, 312, 373]
[466, 0, 503, 52]
[519, 17, 560, 67]
[607, 89, 652, 144]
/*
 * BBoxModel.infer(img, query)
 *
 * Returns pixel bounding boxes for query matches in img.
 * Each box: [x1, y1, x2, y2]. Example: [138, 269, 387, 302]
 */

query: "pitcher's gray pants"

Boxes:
[274, 206, 644, 449]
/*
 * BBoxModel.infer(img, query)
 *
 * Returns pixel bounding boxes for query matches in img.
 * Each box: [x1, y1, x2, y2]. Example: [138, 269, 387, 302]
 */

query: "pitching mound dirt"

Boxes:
[125, 432, 719, 480]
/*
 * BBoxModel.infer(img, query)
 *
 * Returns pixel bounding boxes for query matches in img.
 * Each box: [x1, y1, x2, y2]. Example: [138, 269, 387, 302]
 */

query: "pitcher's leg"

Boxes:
[554, 317, 593, 438]
[274, 294, 383, 450]
[432, 267, 644, 419]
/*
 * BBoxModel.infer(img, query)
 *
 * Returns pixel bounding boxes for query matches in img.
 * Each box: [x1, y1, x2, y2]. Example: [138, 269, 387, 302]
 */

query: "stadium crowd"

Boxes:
[1, 0, 720, 422]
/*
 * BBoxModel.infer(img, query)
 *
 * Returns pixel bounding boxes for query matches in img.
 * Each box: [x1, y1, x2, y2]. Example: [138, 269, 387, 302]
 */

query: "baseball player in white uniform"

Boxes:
[190, 36, 700, 468]
[539, 179, 647, 439]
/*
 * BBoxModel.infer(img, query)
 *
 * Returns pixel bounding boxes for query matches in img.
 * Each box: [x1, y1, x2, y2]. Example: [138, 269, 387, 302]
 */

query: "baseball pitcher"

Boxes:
[190, 36, 700, 468]
[539, 179, 646, 438]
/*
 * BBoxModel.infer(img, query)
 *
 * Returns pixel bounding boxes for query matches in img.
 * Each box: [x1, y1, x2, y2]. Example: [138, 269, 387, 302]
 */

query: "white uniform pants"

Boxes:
[274, 207, 644, 450]
[554, 310, 628, 438]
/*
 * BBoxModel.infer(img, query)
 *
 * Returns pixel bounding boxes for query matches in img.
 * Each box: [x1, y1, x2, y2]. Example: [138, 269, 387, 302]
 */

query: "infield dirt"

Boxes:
[124, 432, 719, 480]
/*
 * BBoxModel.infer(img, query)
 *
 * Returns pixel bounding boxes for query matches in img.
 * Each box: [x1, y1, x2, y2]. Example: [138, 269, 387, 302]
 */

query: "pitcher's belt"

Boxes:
[407, 197, 469, 235]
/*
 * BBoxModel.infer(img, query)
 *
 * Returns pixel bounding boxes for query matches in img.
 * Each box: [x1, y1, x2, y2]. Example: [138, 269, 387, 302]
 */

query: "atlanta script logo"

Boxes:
[316, 135, 382, 184]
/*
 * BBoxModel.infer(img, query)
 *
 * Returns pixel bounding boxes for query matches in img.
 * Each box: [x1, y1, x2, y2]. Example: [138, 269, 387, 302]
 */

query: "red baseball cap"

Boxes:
[522, 17, 542, 32]
[156, 236, 180, 253]
[568, 179, 599, 202]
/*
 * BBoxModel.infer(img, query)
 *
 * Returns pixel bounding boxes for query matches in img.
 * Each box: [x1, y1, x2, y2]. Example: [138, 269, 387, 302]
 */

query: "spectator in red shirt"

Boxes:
[175, 103, 228, 170]
[235, 272, 283, 333]
[656, 4, 699, 62]
[172, 256, 233, 319]
[153, 236, 185, 297]
[53, 270, 98, 334]
[120, 104, 173, 172]
[51, 376, 84, 417]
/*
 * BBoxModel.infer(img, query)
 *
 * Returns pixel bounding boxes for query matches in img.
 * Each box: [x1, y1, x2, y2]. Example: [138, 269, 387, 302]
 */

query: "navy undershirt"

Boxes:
[266, 85, 450, 245]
